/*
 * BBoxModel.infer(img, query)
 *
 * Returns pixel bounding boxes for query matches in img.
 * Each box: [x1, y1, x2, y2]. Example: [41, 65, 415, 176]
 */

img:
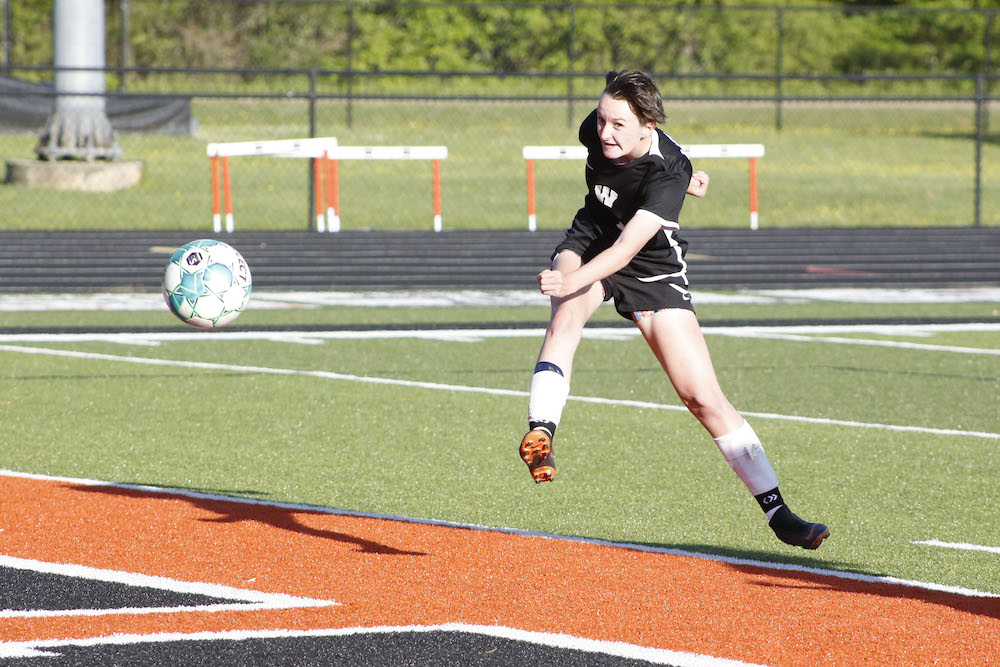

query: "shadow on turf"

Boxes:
[633, 541, 1000, 621]
[57, 484, 1000, 621]
[65, 483, 427, 556]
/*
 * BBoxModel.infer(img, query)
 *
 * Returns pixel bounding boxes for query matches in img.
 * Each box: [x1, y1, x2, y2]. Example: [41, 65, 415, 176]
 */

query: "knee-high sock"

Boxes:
[527, 362, 569, 434]
[713, 420, 780, 499]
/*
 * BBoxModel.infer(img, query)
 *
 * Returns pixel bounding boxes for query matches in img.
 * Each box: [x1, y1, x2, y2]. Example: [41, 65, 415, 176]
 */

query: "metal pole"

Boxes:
[2, 0, 10, 76]
[309, 68, 317, 137]
[567, 3, 575, 129]
[308, 68, 318, 230]
[39, 0, 121, 161]
[775, 7, 784, 131]
[347, 1, 354, 128]
[983, 11, 994, 135]
[976, 11, 993, 228]
[119, 0, 129, 92]
[974, 74, 984, 228]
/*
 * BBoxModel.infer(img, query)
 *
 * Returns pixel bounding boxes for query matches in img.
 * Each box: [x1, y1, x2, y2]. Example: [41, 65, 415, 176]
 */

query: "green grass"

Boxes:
[1, 99, 996, 231]
[2, 295, 999, 593]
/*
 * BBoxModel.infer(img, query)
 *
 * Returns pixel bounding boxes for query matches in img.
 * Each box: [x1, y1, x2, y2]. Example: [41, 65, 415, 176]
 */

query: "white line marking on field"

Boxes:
[912, 540, 1000, 555]
[5, 469, 999, 603]
[712, 330, 1000, 355]
[755, 287, 1000, 304]
[2, 286, 1000, 312]
[0, 624, 767, 666]
[0, 555, 339, 618]
[1, 322, 998, 352]
[1, 343, 997, 440]
[0, 555, 337, 619]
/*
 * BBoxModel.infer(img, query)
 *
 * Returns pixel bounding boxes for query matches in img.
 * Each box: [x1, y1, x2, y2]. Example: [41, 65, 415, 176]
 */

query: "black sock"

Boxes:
[754, 487, 784, 516]
[529, 420, 557, 438]
[768, 505, 811, 533]
[533, 361, 564, 376]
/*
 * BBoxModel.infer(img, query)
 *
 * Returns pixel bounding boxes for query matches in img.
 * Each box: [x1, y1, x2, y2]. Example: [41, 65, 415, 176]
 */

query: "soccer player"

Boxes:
[520, 70, 829, 550]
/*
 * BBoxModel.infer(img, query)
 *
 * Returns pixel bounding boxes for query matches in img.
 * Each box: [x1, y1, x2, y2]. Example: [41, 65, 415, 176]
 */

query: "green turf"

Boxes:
[2, 297, 998, 595]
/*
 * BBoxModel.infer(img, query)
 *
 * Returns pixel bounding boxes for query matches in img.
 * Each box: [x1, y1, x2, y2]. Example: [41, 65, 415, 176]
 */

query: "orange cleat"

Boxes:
[519, 429, 555, 483]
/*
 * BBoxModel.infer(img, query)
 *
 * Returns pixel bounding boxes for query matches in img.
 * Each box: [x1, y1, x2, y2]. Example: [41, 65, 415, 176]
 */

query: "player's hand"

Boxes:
[538, 269, 571, 298]
[687, 170, 709, 198]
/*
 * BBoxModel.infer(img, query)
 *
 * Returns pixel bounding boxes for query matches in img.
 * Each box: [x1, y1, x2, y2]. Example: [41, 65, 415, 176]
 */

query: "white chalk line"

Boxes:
[1, 342, 997, 440]
[2, 286, 1000, 312]
[0, 554, 337, 620]
[0, 624, 766, 666]
[2, 321, 999, 354]
[711, 329, 1000, 356]
[912, 540, 1000, 555]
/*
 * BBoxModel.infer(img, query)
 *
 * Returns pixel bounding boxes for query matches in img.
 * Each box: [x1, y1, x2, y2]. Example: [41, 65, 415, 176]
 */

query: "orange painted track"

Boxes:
[2, 474, 998, 665]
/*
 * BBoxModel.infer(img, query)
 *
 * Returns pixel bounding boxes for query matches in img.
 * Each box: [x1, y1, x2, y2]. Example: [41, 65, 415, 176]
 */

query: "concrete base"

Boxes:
[5, 159, 142, 192]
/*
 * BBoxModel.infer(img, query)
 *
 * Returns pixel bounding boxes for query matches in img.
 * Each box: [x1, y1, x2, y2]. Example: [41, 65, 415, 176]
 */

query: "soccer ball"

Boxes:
[162, 239, 252, 329]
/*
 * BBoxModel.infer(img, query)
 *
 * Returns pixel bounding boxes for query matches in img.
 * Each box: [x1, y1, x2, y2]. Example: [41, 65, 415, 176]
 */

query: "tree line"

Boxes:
[5, 1, 995, 88]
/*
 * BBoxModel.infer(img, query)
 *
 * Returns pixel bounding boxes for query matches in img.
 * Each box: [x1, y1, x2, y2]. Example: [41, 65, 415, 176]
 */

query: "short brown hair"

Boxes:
[604, 70, 667, 125]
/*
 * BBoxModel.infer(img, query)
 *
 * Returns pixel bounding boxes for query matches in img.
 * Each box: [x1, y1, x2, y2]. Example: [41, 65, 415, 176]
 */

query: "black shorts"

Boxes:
[553, 209, 695, 320]
[600, 272, 695, 320]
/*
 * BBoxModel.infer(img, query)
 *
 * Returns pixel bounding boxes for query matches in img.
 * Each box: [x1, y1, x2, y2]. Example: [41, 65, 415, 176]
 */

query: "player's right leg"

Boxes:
[521, 251, 604, 483]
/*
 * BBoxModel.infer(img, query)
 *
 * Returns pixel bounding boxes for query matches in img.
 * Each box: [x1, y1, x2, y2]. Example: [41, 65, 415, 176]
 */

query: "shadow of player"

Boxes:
[67, 482, 426, 557]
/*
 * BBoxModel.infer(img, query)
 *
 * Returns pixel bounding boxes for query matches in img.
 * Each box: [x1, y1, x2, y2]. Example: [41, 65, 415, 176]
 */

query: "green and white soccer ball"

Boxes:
[162, 239, 252, 329]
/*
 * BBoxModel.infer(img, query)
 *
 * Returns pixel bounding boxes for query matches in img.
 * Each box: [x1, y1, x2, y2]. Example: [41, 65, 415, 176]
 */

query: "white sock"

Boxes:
[713, 420, 780, 503]
[528, 363, 569, 431]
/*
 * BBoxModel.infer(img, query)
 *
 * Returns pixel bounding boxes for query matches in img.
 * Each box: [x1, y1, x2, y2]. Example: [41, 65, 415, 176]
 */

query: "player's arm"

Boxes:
[539, 162, 692, 298]
[538, 211, 664, 298]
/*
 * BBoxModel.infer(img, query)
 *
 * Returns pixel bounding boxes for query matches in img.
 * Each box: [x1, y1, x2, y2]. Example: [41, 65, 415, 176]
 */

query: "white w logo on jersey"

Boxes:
[593, 184, 618, 208]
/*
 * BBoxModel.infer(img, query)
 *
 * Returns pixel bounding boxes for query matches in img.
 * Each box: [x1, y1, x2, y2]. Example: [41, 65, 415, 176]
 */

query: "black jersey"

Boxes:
[568, 109, 692, 284]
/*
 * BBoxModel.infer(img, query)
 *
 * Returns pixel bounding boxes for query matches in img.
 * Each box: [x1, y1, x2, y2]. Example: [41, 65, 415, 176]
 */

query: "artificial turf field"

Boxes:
[1, 288, 998, 665]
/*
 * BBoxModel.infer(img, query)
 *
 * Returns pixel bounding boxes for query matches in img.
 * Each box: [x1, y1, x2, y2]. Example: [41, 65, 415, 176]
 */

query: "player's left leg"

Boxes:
[634, 308, 829, 549]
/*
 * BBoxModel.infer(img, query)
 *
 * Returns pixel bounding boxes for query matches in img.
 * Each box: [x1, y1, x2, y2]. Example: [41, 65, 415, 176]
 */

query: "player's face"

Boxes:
[596, 93, 655, 164]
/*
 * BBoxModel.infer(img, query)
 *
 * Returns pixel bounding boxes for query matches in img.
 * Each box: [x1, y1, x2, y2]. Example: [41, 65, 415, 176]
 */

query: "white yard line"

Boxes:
[1, 286, 1000, 312]
[0, 554, 337, 620]
[709, 330, 1000, 356]
[1, 322, 999, 355]
[912, 540, 1000, 555]
[0, 624, 768, 666]
[1, 342, 997, 440]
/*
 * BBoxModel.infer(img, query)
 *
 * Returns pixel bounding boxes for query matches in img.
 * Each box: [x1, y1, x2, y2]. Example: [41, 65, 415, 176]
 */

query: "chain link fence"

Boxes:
[1, 1, 997, 232]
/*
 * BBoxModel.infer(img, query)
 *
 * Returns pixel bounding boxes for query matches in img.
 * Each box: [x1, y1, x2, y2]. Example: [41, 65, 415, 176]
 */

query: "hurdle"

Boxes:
[207, 139, 447, 232]
[322, 145, 448, 232]
[207, 137, 339, 233]
[522, 144, 765, 231]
